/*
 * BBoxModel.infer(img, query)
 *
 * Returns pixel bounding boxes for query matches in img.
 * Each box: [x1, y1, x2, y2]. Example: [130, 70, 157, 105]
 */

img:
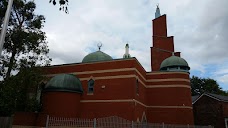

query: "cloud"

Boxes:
[36, 0, 153, 66]
[164, 0, 228, 90]
[173, 0, 228, 65]
[216, 74, 228, 85]
[212, 62, 228, 88]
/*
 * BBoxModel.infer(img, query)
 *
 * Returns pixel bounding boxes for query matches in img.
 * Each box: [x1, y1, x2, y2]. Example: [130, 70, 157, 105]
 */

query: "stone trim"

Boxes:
[146, 85, 191, 88]
[80, 99, 192, 109]
[45, 68, 190, 89]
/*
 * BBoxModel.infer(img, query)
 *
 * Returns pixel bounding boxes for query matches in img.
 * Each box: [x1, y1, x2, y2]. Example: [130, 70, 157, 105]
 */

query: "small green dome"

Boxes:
[82, 51, 113, 63]
[160, 55, 190, 72]
[44, 74, 83, 93]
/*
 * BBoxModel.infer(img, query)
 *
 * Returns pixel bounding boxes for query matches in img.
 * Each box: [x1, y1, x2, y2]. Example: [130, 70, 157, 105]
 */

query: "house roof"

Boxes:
[192, 92, 228, 104]
[192, 95, 200, 103]
[208, 93, 228, 101]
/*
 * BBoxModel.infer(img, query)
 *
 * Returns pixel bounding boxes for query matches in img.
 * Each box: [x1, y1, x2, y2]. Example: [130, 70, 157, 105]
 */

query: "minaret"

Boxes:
[151, 5, 181, 71]
[123, 43, 131, 58]
[155, 4, 161, 19]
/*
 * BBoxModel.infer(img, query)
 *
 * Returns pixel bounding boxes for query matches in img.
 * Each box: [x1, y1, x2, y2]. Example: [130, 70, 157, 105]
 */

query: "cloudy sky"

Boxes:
[35, 0, 228, 90]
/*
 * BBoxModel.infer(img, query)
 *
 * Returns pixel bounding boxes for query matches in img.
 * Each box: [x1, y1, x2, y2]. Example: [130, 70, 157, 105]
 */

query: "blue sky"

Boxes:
[35, 0, 228, 90]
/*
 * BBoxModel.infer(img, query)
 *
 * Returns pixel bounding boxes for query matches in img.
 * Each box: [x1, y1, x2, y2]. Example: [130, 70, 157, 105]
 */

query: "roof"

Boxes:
[82, 51, 113, 63]
[44, 57, 149, 77]
[192, 93, 228, 104]
[44, 74, 83, 93]
[192, 95, 200, 103]
[160, 55, 190, 70]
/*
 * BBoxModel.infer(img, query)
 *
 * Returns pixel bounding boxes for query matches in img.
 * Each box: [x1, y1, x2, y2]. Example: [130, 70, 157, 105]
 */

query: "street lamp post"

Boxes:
[0, 0, 14, 57]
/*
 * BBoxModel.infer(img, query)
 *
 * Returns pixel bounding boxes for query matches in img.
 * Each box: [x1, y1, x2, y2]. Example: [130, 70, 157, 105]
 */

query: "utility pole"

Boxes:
[0, 0, 14, 56]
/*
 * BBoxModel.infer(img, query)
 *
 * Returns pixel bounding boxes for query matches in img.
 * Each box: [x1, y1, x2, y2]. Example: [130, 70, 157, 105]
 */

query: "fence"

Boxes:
[47, 116, 214, 128]
[0, 117, 13, 128]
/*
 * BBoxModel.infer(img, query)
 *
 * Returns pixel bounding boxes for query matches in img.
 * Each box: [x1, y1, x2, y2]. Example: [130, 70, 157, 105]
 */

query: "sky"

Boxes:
[35, 0, 228, 90]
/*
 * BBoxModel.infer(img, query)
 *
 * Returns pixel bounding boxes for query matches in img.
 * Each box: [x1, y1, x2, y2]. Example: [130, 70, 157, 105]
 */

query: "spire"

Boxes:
[155, 4, 161, 19]
[123, 43, 131, 59]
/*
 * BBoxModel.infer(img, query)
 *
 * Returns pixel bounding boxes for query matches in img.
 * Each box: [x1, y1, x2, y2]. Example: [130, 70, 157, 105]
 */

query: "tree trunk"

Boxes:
[5, 49, 16, 79]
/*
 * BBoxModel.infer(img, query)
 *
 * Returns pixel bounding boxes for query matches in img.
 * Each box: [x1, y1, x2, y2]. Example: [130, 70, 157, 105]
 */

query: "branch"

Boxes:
[13, 6, 22, 27]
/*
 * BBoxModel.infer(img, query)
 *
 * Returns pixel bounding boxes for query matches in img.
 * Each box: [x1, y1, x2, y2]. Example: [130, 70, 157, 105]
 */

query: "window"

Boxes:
[168, 67, 178, 71]
[136, 79, 139, 95]
[88, 79, 94, 93]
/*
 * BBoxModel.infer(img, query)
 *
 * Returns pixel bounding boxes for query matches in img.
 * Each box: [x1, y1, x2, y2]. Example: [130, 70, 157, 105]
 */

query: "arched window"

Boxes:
[88, 79, 94, 93]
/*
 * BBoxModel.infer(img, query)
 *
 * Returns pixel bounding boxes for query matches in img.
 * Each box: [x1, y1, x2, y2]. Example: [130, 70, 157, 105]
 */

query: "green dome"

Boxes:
[82, 51, 113, 63]
[160, 55, 190, 72]
[44, 74, 83, 93]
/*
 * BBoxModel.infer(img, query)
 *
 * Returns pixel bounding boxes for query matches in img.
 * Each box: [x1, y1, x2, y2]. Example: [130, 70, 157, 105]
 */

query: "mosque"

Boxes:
[15, 6, 194, 126]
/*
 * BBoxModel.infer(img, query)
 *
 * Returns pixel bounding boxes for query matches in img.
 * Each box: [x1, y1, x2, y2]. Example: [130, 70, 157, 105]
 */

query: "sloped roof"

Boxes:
[192, 92, 228, 104]
[208, 93, 228, 101]
[192, 95, 200, 103]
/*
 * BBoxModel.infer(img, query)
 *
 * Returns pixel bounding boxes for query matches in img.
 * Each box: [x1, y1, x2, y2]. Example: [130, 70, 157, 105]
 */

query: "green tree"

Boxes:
[0, 0, 51, 116]
[190, 76, 228, 96]
[0, 0, 51, 79]
[0, 67, 44, 116]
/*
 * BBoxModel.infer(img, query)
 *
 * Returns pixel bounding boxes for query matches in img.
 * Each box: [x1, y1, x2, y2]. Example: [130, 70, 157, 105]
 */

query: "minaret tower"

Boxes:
[151, 5, 181, 71]
[123, 43, 131, 58]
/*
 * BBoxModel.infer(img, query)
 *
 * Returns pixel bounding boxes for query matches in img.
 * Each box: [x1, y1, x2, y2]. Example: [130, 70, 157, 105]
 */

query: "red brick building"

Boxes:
[14, 6, 194, 126]
[193, 93, 228, 128]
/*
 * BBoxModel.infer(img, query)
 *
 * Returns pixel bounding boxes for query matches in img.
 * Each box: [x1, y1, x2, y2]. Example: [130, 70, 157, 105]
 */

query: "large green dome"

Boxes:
[82, 51, 113, 63]
[160, 55, 190, 72]
[44, 74, 83, 93]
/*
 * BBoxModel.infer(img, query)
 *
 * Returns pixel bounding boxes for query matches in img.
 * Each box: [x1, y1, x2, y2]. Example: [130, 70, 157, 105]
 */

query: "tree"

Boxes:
[0, 0, 51, 116]
[49, 0, 69, 13]
[0, 0, 51, 79]
[190, 76, 228, 96]
[0, 67, 44, 116]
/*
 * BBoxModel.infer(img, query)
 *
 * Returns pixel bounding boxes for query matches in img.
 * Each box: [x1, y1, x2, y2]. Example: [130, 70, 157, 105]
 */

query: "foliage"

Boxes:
[190, 76, 228, 96]
[0, 67, 44, 116]
[0, 0, 51, 116]
[49, 0, 69, 13]
[0, 0, 51, 79]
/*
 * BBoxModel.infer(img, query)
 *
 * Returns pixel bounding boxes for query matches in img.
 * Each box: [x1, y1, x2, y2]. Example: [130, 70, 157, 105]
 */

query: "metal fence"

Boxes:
[0, 117, 13, 128]
[47, 116, 214, 128]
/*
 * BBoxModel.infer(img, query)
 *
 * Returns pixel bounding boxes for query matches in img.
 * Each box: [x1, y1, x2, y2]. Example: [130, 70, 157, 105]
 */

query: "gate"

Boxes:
[0, 117, 13, 128]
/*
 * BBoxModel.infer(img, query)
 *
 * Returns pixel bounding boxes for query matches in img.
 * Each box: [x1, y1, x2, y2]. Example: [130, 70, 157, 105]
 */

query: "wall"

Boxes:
[193, 96, 224, 128]
[42, 92, 81, 118]
[13, 112, 47, 127]
[42, 59, 193, 125]
[146, 72, 193, 124]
